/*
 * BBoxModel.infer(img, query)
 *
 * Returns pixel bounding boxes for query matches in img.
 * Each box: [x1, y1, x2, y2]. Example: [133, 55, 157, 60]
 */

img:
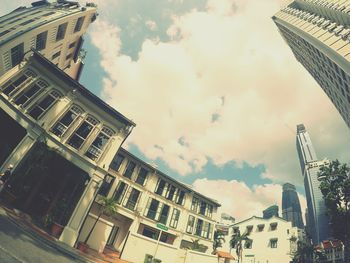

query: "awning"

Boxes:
[216, 251, 235, 260]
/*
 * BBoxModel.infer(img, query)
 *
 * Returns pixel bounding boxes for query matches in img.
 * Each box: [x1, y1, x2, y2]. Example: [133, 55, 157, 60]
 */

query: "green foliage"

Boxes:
[292, 240, 327, 263]
[212, 230, 225, 254]
[186, 238, 208, 252]
[230, 229, 249, 263]
[318, 160, 350, 243]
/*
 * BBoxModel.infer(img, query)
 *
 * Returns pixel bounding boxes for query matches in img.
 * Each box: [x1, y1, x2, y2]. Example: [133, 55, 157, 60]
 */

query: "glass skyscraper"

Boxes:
[282, 183, 304, 229]
[295, 124, 330, 244]
[273, 1, 350, 129]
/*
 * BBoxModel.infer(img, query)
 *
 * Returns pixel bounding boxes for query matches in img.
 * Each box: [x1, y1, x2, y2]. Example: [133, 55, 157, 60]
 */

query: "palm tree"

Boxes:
[230, 229, 248, 263]
[212, 230, 225, 254]
[83, 196, 118, 245]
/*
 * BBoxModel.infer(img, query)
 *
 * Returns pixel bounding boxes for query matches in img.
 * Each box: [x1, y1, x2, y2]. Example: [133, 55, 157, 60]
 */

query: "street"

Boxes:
[0, 208, 80, 263]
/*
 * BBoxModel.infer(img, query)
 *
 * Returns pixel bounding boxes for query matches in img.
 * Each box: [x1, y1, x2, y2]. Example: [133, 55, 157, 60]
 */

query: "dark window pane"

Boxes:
[99, 174, 115, 197]
[135, 168, 148, 185]
[56, 22, 68, 41]
[123, 161, 136, 179]
[36, 31, 47, 51]
[114, 182, 127, 204]
[3, 75, 27, 96]
[159, 204, 169, 224]
[11, 43, 24, 67]
[110, 154, 124, 171]
[147, 199, 159, 220]
[14, 84, 41, 106]
[155, 179, 166, 195]
[52, 51, 61, 60]
[74, 16, 85, 32]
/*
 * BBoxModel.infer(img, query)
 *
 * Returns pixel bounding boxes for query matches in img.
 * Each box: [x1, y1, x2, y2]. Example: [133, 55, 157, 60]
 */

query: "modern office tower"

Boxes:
[296, 124, 330, 244]
[0, 0, 97, 80]
[282, 183, 304, 229]
[263, 205, 279, 219]
[273, 1, 350, 129]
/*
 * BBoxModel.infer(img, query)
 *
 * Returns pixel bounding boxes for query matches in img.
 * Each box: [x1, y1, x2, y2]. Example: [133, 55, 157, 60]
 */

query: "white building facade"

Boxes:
[223, 216, 302, 263]
[78, 148, 221, 263]
[0, 0, 97, 80]
[273, 0, 350, 129]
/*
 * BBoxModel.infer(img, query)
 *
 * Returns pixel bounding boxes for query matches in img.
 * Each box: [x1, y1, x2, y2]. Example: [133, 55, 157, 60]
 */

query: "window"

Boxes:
[176, 190, 185, 205]
[155, 179, 166, 195]
[14, 84, 41, 106]
[145, 198, 160, 220]
[98, 174, 115, 197]
[199, 201, 206, 216]
[51, 105, 83, 137]
[270, 239, 278, 248]
[28, 90, 61, 120]
[85, 127, 114, 161]
[257, 224, 265, 232]
[0, 30, 11, 37]
[66, 53, 73, 60]
[74, 16, 85, 32]
[135, 167, 148, 186]
[123, 161, 136, 179]
[52, 51, 61, 60]
[11, 43, 24, 67]
[270, 222, 278, 231]
[169, 209, 180, 229]
[246, 225, 253, 235]
[195, 219, 203, 236]
[36, 31, 47, 51]
[158, 204, 170, 224]
[19, 19, 36, 26]
[186, 215, 195, 234]
[2, 75, 28, 96]
[110, 154, 124, 172]
[123, 188, 140, 211]
[142, 226, 159, 240]
[67, 116, 98, 149]
[68, 42, 76, 49]
[113, 181, 128, 204]
[56, 22, 68, 41]
[166, 185, 176, 201]
[244, 239, 253, 249]
[206, 204, 213, 218]
[191, 197, 199, 212]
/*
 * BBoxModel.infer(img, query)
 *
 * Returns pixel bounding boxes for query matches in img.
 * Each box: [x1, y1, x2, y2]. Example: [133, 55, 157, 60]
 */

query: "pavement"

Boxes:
[0, 205, 130, 263]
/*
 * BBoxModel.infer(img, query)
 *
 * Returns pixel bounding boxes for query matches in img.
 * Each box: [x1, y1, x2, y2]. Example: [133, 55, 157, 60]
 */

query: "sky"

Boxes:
[2, 0, 350, 222]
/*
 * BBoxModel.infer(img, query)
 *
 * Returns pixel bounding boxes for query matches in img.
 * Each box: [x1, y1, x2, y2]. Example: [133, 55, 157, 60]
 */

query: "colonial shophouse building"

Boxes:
[0, 50, 221, 262]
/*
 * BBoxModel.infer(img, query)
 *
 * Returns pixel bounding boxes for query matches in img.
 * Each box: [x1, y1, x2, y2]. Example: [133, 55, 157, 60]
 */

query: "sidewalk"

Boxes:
[0, 205, 130, 263]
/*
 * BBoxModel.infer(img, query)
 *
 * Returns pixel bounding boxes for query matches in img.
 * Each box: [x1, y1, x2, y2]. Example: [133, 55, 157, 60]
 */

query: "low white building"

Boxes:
[222, 216, 302, 263]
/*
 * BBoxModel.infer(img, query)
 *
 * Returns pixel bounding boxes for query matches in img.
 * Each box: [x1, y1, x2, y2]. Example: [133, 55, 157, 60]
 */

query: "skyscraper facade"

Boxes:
[0, 1, 97, 80]
[296, 124, 330, 244]
[273, 1, 350, 129]
[282, 183, 304, 229]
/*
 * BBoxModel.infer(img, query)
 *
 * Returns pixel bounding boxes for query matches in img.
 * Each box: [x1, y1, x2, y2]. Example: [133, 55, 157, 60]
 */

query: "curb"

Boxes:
[4, 211, 95, 263]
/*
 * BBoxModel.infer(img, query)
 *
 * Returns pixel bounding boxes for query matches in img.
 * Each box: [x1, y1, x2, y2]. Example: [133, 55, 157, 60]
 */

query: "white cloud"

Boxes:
[145, 20, 157, 31]
[89, 0, 350, 189]
[192, 178, 307, 221]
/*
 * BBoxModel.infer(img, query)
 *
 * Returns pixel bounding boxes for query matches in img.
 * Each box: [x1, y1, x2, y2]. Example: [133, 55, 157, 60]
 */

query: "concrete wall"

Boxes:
[184, 250, 218, 263]
[121, 232, 179, 263]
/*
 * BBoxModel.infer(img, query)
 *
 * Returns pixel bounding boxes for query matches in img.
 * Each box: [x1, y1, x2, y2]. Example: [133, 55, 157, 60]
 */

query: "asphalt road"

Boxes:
[0, 208, 80, 263]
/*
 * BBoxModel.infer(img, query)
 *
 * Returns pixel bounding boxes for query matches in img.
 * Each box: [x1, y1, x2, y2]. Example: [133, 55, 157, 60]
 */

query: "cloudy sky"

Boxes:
[2, 0, 350, 221]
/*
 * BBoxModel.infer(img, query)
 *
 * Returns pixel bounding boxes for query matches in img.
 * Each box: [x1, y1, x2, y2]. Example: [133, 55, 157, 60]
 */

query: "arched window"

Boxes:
[51, 105, 84, 138]
[1, 70, 37, 97]
[85, 126, 115, 161]
[14, 78, 49, 107]
[67, 115, 99, 150]
[28, 89, 61, 120]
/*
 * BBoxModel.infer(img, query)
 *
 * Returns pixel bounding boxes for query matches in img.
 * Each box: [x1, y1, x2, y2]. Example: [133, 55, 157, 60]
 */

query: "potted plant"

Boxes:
[50, 199, 69, 238]
[77, 196, 118, 253]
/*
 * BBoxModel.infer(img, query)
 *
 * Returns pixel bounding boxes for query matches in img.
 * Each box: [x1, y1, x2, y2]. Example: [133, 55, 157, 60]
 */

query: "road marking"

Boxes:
[0, 244, 25, 263]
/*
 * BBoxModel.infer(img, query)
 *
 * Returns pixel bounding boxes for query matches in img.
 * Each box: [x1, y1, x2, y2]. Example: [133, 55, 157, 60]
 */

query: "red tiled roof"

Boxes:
[321, 239, 343, 249]
[216, 251, 235, 260]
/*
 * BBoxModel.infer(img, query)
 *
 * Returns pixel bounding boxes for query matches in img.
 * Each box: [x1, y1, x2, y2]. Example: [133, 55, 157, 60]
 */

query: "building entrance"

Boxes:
[0, 108, 26, 168]
[4, 142, 90, 232]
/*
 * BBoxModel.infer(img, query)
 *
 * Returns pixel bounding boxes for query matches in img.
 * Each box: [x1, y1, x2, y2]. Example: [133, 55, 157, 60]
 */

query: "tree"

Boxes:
[83, 196, 118, 245]
[186, 238, 207, 253]
[212, 230, 225, 254]
[291, 240, 326, 263]
[230, 229, 248, 263]
[318, 160, 350, 258]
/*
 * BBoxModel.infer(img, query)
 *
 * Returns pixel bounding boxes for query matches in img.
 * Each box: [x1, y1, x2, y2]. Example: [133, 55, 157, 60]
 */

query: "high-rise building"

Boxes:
[282, 183, 304, 229]
[296, 124, 330, 244]
[0, 0, 97, 80]
[273, 1, 350, 129]
[263, 205, 279, 219]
